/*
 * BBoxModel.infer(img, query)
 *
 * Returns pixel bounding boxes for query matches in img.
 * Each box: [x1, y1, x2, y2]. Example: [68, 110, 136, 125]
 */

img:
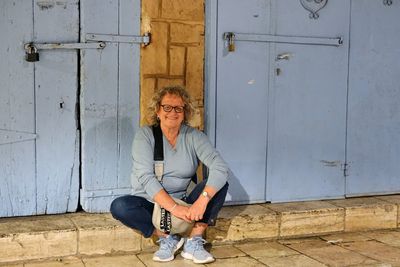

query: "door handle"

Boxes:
[276, 53, 292, 61]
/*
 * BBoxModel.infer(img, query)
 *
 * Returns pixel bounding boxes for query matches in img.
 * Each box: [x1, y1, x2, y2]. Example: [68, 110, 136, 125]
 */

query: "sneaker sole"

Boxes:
[152, 238, 185, 262]
[181, 251, 215, 264]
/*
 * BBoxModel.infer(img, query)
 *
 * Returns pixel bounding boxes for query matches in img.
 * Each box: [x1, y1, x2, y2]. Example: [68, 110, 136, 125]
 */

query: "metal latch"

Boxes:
[223, 32, 343, 52]
[25, 42, 105, 51]
[24, 32, 151, 62]
[24, 41, 106, 63]
[85, 32, 151, 45]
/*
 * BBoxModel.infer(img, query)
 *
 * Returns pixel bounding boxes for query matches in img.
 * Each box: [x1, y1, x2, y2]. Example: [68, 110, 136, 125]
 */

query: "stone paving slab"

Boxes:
[361, 229, 400, 248]
[0, 263, 23, 267]
[137, 252, 202, 266]
[209, 245, 246, 258]
[234, 241, 299, 258]
[82, 254, 145, 267]
[257, 254, 327, 267]
[339, 240, 400, 266]
[285, 239, 380, 267]
[319, 232, 373, 243]
[24, 257, 84, 267]
[278, 236, 323, 245]
[206, 256, 265, 267]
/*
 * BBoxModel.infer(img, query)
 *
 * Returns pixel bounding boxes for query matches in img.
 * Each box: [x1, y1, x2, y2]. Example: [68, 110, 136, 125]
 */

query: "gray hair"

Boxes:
[147, 86, 195, 125]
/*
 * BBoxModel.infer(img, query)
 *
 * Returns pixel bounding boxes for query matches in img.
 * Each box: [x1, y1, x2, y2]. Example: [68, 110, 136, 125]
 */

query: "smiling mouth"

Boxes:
[166, 116, 179, 120]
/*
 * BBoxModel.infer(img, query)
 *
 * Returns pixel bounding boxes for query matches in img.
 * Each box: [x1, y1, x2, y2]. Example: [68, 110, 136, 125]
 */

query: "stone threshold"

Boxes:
[0, 195, 399, 264]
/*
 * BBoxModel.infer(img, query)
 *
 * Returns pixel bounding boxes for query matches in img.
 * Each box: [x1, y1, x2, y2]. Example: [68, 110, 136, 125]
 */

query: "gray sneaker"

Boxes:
[153, 235, 184, 262]
[181, 236, 215, 264]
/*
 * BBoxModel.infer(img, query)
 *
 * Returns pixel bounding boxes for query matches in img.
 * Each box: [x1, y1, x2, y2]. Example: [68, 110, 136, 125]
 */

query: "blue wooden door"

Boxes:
[213, 0, 349, 203]
[267, 1, 349, 202]
[0, 0, 79, 217]
[346, 1, 400, 196]
[80, 0, 141, 212]
[215, 0, 272, 204]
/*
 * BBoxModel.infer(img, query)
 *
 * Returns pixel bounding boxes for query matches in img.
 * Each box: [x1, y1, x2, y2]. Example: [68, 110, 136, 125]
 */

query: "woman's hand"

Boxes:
[187, 198, 208, 221]
[171, 205, 192, 223]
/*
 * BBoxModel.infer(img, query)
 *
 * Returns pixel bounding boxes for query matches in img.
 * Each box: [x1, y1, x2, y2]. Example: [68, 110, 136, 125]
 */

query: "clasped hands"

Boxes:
[171, 200, 207, 223]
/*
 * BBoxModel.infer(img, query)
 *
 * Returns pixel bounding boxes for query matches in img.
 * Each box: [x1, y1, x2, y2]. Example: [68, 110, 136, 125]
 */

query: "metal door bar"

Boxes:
[86, 33, 151, 45]
[24, 32, 151, 53]
[31, 42, 105, 50]
[224, 32, 343, 47]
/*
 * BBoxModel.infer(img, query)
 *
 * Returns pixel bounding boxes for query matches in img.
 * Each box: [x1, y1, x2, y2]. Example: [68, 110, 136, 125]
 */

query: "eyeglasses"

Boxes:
[160, 104, 185, 113]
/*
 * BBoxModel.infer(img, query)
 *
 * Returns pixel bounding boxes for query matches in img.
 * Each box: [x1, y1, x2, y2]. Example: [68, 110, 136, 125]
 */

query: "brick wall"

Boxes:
[140, 0, 205, 128]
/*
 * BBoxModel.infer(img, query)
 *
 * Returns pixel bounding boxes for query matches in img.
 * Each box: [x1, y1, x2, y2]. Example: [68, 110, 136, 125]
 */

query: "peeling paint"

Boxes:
[84, 103, 118, 118]
[56, 1, 68, 9]
[36, 1, 55, 10]
[320, 160, 341, 167]
[37, 0, 68, 11]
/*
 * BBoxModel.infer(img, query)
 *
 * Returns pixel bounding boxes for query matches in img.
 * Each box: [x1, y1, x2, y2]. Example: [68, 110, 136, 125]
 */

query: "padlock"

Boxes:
[223, 32, 236, 52]
[228, 33, 235, 52]
[25, 45, 39, 62]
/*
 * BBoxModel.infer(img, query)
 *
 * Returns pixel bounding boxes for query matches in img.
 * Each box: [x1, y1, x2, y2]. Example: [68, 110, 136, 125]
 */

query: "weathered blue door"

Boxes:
[0, 0, 79, 217]
[214, 0, 271, 204]
[1, 0, 142, 217]
[346, 1, 400, 196]
[266, 0, 349, 202]
[211, 0, 349, 203]
[80, 0, 141, 212]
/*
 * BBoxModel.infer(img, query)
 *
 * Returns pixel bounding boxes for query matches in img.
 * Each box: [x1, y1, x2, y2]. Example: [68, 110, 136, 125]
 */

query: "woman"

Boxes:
[110, 86, 229, 264]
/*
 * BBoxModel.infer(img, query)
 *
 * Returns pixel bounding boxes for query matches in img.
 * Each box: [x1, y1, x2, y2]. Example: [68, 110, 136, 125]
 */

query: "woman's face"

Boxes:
[157, 93, 185, 130]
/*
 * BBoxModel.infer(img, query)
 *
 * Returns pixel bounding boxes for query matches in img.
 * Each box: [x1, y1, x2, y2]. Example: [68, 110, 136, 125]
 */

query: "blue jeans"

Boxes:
[110, 180, 229, 238]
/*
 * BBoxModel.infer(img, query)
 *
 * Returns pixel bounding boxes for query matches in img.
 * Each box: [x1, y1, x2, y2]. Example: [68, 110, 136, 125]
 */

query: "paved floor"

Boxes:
[3, 229, 400, 267]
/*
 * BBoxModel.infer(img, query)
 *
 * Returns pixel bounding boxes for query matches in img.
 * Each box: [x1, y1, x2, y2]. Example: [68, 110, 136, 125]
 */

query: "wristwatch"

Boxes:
[201, 191, 211, 200]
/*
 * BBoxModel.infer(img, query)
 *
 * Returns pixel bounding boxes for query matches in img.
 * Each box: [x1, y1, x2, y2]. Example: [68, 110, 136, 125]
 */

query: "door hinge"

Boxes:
[342, 162, 350, 177]
[0, 129, 37, 145]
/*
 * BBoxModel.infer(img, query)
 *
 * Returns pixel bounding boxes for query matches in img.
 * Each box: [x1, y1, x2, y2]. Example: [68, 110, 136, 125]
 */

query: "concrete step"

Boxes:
[1, 195, 399, 264]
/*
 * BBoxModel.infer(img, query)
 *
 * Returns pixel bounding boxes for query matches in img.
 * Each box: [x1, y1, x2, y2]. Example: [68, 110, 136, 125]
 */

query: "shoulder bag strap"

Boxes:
[152, 125, 171, 234]
[152, 124, 164, 182]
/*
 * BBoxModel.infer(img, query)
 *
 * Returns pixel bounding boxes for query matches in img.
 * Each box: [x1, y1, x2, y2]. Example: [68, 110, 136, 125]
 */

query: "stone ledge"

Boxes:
[267, 201, 345, 238]
[206, 204, 279, 243]
[327, 197, 398, 232]
[0, 195, 399, 263]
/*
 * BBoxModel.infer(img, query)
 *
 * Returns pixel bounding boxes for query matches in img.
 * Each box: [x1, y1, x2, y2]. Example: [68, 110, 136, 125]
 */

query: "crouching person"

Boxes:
[110, 86, 230, 264]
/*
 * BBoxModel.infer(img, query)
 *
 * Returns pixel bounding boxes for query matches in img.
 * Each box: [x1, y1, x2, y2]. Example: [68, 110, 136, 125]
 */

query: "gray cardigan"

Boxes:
[130, 124, 230, 201]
